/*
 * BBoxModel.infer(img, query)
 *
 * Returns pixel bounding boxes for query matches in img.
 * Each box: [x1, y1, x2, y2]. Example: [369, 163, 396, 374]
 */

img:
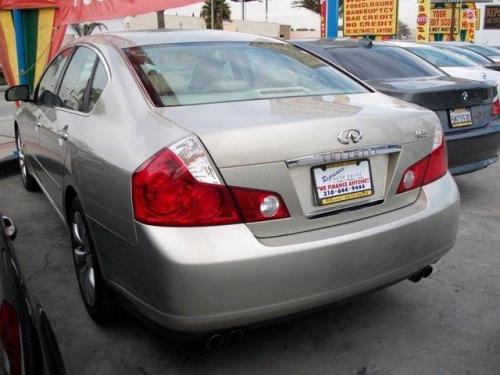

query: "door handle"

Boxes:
[57, 130, 69, 141]
[58, 131, 69, 141]
[58, 125, 69, 141]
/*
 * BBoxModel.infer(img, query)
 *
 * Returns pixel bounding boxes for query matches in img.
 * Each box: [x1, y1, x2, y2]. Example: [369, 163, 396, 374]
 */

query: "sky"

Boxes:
[164, 0, 417, 30]
[102, 0, 417, 32]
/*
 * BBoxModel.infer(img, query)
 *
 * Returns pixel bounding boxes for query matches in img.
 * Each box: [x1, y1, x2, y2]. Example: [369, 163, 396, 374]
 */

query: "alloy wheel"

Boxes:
[72, 212, 96, 307]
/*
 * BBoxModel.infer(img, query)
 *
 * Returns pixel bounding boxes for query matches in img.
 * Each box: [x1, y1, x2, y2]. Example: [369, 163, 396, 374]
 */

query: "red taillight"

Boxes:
[397, 131, 448, 194]
[0, 302, 22, 375]
[491, 96, 500, 117]
[230, 187, 289, 223]
[132, 145, 290, 226]
[132, 148, 241, 226]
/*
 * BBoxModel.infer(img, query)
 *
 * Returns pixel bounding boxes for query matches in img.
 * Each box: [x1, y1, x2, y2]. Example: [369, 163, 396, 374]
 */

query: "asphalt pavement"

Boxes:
[0, 163, 499, 375]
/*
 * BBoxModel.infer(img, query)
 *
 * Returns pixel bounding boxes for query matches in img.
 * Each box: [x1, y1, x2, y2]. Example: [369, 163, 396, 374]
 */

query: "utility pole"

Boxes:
[210, 0, 215, 30]
[450, 2, 457, 41]
[157, 10, 165, 29]
[265, 0, 269, 22]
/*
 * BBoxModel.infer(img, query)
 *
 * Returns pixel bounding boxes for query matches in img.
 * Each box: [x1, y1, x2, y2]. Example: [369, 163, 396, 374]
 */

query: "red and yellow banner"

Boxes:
[343, 0, 398, 37]
[416, 0, 430, 43]
[0, 0, 201, 89]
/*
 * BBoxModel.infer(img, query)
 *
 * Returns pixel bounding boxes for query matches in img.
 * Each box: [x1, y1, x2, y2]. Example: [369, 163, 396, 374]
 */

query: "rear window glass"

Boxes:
[123, 42, 368, 107]
[325, 46, 445, 81]
[435, 45, 492, 65]
[465, 44, 500, 57]
[407, 46, 477, 68]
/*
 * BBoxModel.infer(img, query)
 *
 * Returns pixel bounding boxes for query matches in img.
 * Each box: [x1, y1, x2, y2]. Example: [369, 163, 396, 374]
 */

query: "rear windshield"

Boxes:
[325, 46, 445, 80]
[123, 42, 368, 107]
[464, 44, 500, 57]
[407, 46, 476, 68]
[435, 45, 492, 65]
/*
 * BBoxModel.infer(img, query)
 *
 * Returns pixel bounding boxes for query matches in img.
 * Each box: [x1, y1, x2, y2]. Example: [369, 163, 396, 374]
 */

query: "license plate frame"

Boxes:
[449, 107, 473, 128]
[312, 159, 374, 207]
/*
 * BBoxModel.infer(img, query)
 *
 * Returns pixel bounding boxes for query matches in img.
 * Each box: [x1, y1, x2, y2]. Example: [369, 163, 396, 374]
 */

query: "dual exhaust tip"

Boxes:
[408, 265, 433, 283]
[206, 329, 245, 349]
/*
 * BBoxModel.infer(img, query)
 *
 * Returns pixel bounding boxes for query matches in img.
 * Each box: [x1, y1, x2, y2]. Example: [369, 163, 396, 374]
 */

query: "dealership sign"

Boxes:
[484, 5, 500, 29]
[429, 7, 480, 34]
[343, 0, 398, 36]
[416, 0, 431, 42]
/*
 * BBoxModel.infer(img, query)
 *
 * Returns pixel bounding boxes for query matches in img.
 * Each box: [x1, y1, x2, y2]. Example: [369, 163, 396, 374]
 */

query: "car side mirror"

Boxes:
[2, 216, 17, 241]
[5, 85, 30, 102]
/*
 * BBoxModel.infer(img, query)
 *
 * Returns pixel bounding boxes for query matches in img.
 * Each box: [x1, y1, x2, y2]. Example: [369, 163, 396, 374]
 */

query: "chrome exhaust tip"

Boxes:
[205, 333, 225, 349]
[408, 265, 433, 283]
[226, 329, 245, 344]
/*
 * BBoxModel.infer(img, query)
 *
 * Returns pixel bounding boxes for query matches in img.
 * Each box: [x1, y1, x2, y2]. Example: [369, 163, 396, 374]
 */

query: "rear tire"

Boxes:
[69, 198, 117, 324]
[15, 128, 38, 192]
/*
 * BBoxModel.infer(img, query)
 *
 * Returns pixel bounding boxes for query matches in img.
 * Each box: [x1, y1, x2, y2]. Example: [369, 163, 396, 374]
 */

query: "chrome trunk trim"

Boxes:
[286, 145, 402, 168]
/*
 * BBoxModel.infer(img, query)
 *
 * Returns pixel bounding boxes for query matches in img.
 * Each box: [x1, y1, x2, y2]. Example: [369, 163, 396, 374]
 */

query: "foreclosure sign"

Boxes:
[484, 5, 500, 29]
[343, 0, 398, 36]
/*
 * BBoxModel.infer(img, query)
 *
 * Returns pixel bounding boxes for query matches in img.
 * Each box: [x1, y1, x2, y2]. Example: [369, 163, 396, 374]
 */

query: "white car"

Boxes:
[390, 42, 500, 91]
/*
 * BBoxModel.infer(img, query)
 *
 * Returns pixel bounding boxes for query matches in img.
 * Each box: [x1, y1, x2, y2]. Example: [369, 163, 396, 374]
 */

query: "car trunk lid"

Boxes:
[368, 76, 496, 134]
[159, 93, 438, 237]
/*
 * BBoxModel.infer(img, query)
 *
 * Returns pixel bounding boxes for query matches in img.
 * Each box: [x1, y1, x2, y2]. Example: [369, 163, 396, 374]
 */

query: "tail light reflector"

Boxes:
[0, 302, 22, 375]
[491, 95, 500, 117]
[397, 126, 448, 194]
[132, 137, 290, 226]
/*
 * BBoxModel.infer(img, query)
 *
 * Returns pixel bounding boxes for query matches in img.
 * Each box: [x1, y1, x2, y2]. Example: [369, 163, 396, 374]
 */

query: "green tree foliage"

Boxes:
[200, 0, 232, 30]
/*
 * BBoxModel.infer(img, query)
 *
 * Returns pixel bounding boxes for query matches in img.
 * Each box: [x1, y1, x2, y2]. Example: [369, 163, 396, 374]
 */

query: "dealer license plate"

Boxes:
[312, 159, 374, 206]
[449, 108, 473, 128]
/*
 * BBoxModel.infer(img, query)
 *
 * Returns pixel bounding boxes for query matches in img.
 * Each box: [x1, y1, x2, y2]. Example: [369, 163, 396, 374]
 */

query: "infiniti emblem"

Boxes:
[461, 91, 468, 102]
[338, 128, 363, 145]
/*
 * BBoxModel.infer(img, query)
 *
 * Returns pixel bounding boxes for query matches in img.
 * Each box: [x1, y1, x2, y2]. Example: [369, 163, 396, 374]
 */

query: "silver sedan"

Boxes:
[6, 30, 459, 337]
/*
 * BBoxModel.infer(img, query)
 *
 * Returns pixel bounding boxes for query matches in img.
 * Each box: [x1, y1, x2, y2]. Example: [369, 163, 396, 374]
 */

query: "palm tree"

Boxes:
[70, 23, 108, 37]
[291, 0, 344, 16]
[292, 0, 320, 14]
[200, 0, 231, 30]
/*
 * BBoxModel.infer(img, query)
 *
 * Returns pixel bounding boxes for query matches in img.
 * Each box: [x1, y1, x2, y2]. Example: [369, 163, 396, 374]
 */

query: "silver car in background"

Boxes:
[6, 31, 460, 337]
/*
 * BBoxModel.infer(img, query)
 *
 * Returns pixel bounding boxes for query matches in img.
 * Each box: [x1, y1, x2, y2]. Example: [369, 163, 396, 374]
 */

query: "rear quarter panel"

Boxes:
[63, 44, 190, 250]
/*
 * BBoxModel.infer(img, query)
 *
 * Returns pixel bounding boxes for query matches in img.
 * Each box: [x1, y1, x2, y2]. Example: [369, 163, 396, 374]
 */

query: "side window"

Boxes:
[35, 49, 72, 106]
[58, 47, 97, 112]
[88, 61, 108, 112]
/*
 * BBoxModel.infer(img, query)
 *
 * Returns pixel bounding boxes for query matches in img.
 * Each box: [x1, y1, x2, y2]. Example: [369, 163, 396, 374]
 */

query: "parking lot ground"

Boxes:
[0, 163, 499, 375]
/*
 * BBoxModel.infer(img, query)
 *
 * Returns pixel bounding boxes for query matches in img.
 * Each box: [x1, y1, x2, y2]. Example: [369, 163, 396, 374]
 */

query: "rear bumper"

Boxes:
[446, 121, 500, 175]
[116, 174, 460, 333]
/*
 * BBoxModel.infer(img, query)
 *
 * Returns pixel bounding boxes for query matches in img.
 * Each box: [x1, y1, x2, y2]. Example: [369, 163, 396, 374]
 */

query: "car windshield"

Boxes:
[123, 42, 368, 107]
[435, 45, 492, 65]
[324, 45, 445, 81]
[407, 46, 477, 68]
[465, 44, 500, 57]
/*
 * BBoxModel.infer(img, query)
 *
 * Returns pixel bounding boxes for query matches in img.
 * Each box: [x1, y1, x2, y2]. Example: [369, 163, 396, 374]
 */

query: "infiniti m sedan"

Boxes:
[6, 31, 460, 338]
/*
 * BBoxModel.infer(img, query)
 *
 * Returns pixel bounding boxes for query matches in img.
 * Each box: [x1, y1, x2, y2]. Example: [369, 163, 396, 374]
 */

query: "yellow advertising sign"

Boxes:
[416, 0, 431, 42]
[428, 6, 480, 34]
[429, 8, 457, 34]
[343, 0, 398, 36]
[465, 9, 476, 42]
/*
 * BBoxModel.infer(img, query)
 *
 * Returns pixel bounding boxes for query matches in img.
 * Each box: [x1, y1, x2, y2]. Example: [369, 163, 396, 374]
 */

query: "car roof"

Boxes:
[433, 41, 472, 47]
[387, 41, 430, 48]
[292, 38, 402, 49]
[74, 29, 285, 49]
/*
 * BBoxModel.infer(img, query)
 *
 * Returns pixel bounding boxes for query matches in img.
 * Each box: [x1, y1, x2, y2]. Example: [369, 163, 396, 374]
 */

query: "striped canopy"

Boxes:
[0, 0, 201, 89]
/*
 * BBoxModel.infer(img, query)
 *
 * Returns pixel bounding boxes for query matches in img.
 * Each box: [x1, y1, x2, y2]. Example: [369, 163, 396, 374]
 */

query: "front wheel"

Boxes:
[15, 128, 38, 191]
[69, 198, 117, 324]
